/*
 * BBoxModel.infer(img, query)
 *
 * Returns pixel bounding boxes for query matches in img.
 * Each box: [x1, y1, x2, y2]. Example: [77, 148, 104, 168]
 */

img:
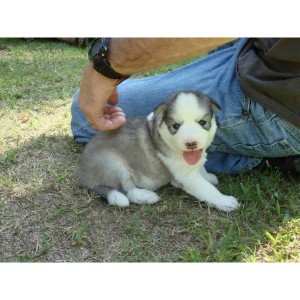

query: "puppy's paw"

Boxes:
[107, 190, 130, 207]
[205, 173, 219, 185]
[214, 195, 240, 212]
[127, 189, 160, 205]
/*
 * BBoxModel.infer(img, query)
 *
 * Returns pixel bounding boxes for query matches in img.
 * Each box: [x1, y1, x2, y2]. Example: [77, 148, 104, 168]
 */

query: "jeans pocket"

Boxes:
[278, 117, 300, 149]
[217, 96, 251, 128]
[245, 97, 278, 125]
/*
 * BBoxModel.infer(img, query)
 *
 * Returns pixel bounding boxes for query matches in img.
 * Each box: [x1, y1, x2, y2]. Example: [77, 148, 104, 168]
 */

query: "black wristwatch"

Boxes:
[88, 38, 129, 84]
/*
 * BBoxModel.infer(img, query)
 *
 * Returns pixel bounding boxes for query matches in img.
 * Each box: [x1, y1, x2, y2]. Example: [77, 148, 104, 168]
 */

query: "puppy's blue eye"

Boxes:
[199, 120, 206, 126]
[172, 123, 180, 130]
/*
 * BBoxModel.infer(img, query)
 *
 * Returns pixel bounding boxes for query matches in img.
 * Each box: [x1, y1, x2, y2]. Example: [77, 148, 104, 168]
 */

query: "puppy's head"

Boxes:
[151, 91, 220, 165]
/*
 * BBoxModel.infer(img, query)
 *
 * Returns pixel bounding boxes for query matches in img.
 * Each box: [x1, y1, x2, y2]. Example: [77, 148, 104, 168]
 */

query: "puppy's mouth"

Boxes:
[183, 149, 202, 165]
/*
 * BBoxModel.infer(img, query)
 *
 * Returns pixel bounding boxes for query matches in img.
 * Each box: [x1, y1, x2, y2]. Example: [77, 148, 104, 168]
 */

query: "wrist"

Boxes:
[86, 62, 119, 85]
[79, 63, 118, 108]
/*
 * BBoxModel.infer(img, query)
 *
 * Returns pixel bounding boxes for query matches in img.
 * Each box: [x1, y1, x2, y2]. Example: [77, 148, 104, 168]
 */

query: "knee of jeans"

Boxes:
[71, 89, 98, 143]
[71, 120, 99, 143]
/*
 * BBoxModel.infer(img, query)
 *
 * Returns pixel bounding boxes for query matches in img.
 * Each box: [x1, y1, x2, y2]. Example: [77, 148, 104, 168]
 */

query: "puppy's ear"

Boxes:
[210, 101, 221, 112]
[203, 93, 221, 112]
[153, 102, 167, 126]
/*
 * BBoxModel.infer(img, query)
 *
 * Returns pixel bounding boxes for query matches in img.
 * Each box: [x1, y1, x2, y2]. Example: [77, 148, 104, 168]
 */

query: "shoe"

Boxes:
[262, 156, 300, 177]
[57, 38, 89, 48]
[73, 38, 88, 48]
[23, 38, 90, 48]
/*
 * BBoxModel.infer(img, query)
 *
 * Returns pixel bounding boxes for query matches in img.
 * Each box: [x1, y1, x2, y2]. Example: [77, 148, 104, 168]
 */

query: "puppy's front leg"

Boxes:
[179, 173, 240, 212]
[201, 167, 219, 185]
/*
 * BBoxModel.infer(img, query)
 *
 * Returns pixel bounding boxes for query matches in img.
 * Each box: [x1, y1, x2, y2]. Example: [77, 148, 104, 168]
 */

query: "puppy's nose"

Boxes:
[185, 141, 198, 149]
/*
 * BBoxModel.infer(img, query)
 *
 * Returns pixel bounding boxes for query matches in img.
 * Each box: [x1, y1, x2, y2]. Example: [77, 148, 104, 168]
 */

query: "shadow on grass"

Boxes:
[0, 134, 299, 262]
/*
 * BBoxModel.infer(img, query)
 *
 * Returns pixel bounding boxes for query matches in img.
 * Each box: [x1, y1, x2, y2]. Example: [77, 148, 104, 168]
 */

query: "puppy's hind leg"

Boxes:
[92, 185, 130, 207]
[121, 179, 160, 205]
[126, 188, 160, 205]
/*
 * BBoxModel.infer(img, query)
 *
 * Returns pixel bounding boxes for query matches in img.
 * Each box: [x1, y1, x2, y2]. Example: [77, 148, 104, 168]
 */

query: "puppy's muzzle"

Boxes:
[185, 141, 198, 150]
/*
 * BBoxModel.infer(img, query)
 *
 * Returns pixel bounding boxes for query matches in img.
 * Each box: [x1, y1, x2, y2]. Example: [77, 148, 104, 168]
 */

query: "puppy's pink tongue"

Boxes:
[183, 150, 202, 165]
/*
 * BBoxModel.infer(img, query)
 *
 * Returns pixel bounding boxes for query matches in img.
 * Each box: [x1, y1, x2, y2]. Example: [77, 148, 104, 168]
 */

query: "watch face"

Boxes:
[88, 38, 129, 80]
[89, 39, 105, 59]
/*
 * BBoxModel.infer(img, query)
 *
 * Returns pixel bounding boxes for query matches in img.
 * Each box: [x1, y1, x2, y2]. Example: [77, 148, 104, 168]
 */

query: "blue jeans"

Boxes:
[71, 39, 300, 174]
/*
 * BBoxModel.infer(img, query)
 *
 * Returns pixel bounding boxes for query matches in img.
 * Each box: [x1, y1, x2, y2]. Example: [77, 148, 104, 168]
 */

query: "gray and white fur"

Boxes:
[79, 91, 240, 212]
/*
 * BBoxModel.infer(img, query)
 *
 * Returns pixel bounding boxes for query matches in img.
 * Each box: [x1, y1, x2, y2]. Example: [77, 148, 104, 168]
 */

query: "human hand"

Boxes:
[78, 63, 126, 131]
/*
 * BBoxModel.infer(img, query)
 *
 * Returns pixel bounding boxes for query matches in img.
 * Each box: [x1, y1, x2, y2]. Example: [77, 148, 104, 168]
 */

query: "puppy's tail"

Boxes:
[91, 185, 130, 207]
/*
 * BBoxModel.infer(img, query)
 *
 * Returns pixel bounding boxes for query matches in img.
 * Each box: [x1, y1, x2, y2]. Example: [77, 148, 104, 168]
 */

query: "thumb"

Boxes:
[108, 90, 119, 106]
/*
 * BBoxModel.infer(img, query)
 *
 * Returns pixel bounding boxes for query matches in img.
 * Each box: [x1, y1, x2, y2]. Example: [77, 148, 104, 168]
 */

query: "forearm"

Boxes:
[109, 38, 236, 75]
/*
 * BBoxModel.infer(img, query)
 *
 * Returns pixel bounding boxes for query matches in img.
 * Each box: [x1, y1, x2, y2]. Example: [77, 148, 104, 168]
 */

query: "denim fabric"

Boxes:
[71, 38, 300, 174]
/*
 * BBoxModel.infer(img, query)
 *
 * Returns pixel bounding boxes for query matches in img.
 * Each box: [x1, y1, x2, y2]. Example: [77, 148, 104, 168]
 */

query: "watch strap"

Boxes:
[89, 38, 130, 82]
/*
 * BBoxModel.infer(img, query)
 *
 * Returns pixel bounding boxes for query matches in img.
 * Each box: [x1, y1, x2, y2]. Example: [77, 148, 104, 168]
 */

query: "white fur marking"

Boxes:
[201, 168, 219, 185]
[179, 171, 239, 212]
[214, 195, 240, 212]
[175, 93, 206, 121]
[158, 92, 217, 155]
[127, 188, 160, 204]
[147, 112, 154, 121]
[107, 190, 130, 207]
[159, 153, 240, 212]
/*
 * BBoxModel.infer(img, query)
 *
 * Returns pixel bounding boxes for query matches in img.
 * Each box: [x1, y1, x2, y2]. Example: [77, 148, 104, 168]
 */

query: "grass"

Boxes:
[0, 38, 299, 262]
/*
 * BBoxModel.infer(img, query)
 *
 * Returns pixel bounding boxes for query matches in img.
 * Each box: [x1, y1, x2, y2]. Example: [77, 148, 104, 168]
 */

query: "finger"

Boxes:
[90, 111, 126, 131]
[110, 111, 126, 118]
[91, 118, 126, 131]
[103, 111, 126, 120]
[82, 102, 126, 131]
[108, 90, 119, 106]
[103, 106, 124, 114]
[101, 115, 126, 131]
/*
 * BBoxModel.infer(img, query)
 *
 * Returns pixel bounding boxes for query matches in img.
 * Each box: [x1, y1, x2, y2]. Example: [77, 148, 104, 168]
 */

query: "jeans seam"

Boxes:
[210, 138, 297, 157]
[277, 117, 300, 144]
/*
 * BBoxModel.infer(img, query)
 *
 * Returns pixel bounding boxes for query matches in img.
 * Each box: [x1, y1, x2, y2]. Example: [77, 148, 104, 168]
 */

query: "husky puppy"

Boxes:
[79, 91, 240, 212]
